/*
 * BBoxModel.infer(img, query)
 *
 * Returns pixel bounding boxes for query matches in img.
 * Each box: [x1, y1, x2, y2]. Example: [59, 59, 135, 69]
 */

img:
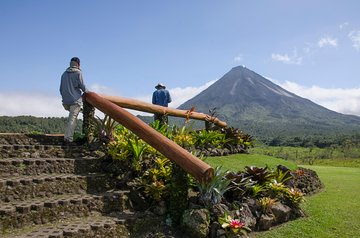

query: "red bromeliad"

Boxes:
[229, 219, 245, 229]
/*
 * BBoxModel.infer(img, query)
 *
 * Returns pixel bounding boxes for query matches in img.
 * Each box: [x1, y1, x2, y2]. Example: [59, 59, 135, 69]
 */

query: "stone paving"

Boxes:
[0, 134, 134, 238]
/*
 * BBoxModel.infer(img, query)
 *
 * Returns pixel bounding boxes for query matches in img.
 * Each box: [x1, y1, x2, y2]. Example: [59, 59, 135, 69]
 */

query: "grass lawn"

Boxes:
[204, 153, 298, 171]
[205, 155, 360, 238]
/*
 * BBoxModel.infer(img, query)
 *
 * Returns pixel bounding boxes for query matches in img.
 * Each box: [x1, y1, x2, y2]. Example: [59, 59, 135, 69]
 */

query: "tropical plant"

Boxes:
[225, 171, 254, 201]
[267, 180, 287, 198]
[126, 137, 148, 172]
[91, 114, 118, 143]
[197, 166, 232, 207]
[244, 166, 273, 185]
[136, 157, 173, 201]
[272, 167, 293, 184]
[150, 120, 171, 138]
[283, 188, 305, 208]
[218, 212, 251, 237]
[192, 129, 227, 148]
[224, 127, 253, 148]
[249, 184, 267, 198]
[144, 180, 166, 201]
[172, 126, 194, 149]
[258, 197, 278, 214]
[107, 126, 132, 161]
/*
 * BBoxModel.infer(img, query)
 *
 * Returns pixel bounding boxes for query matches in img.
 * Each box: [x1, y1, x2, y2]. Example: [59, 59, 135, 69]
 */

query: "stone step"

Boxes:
[0, 192, 134, 233]
[0, 173, 129, 203]
[0, 158, 75, 176]
[2, 213, 133, 238]
[0, 144, 98, 159]
[0, 133, 65, 146]
[0, 174, 87, 203]
[0, 157, 104, 176]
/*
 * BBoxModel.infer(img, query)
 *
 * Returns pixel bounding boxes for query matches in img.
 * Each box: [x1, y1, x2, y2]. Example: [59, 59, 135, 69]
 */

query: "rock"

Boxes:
[270, 203, 292, 224]
[257, 214, 275, 231]
[238, 203, 257, 229]
[216, 228, 227, 238]
[181, 208, 210, 238]
[153, 201, 167, 216]
[211, 203, 229, 219]
[209, 221, 220, 238]
[223, 148, 230, 155]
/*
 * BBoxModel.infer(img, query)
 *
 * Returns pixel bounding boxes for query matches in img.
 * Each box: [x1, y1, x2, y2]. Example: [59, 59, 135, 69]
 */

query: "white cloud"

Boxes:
[0, 81, 217, 118]
[233, 54, 243, 62]
[348, 30, 360, 51]
[318, 37, 338, 48]
[2, 80, 358, 119]
[89, 83, 117, 95]
[339, 22, 349, 29]
[0, 92, 67, 117]
[278, 81, 360, 116]
[271, 49, 302, 65]
[168, 80, 217, 108]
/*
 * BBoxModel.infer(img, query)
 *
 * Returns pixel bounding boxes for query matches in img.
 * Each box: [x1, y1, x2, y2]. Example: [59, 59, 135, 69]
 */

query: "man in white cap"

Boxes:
[152, 83, 172, 124]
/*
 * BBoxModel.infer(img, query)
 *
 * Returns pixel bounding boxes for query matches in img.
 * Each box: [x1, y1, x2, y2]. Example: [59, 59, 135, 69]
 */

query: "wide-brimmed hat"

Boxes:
[155, 83, 166, 89]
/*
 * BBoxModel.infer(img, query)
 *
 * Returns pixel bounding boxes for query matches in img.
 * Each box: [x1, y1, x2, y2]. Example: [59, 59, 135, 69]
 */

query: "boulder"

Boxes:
[257, 214, 275, 231]
[181, 208, 210, 238]
[238, 203, 257, 229]
[270, 203, 292, 224]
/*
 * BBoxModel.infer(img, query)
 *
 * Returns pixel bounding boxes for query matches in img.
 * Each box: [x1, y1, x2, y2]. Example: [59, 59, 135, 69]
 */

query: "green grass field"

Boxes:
[204, 153, 298, 171]
[205, 154, 360, 238]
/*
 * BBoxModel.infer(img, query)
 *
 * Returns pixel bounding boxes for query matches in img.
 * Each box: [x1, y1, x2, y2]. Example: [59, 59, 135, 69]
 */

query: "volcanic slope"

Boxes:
[178, 66, 360, 139]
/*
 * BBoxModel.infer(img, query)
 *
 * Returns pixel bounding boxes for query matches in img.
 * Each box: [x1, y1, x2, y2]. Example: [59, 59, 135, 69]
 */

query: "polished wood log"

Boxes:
[100, 94, 227, 128]
[84, 92, 214, 183]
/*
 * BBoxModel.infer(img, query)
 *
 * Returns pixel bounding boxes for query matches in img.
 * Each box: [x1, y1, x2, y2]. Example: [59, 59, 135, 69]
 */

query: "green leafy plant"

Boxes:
[136, 157, 173, 201]
[144, 180, 166, 201]
[126, 137, 148, 172]
[107, 126, 131, 161]
[73, 132, 86, 143]
[244, 166, 273, 185]
[197, 166, 232, 207]
[91, 115, 118, 143]
[258, 197, 278, 214]
[225, 171, 254, 201]
[172, 126, 194, 149]
[192, 129, 225, 147]
[273, 168, 293, 184]
[224, 127, 253, 148]
[249, 184, 266, 198]
[283, 188, 305, 208]
[218, 212, 251, 237]
[267, 180, 287, 198]
[150, 120, 171, 138]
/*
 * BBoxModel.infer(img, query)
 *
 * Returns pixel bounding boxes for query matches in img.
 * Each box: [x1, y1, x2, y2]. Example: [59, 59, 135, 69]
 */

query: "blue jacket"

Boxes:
[60, 67, 88, 105]
[152, 88, 172, 107]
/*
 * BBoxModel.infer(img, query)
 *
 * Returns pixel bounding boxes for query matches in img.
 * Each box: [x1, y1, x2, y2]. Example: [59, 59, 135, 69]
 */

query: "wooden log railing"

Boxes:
[84, 92, 214, 183]
[100, 94, 227, 128]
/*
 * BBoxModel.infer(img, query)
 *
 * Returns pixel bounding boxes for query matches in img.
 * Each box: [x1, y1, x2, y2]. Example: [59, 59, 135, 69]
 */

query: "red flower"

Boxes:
[229, 219, 245, 229]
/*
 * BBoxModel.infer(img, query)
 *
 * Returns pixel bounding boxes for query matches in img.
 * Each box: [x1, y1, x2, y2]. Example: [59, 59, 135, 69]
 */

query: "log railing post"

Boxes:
[82, 99, 96, 143]
[101, 94, 227, 128]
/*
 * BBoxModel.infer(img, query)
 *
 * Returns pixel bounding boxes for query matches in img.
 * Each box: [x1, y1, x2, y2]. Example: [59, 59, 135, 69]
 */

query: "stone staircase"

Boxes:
[0, 134, 136, 238]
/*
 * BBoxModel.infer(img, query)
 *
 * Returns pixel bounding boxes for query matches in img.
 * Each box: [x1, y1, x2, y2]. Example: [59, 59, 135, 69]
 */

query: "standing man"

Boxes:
[152, 83, 172, 125]
[60, 57, 88, 144]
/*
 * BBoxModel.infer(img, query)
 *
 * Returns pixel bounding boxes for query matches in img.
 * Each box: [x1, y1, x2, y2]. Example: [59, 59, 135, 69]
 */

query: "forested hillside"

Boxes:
[0, 116, 82, 134]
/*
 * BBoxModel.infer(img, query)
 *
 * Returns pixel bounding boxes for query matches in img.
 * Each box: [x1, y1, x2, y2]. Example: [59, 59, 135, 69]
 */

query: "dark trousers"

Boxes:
[154, 114, 168, 125]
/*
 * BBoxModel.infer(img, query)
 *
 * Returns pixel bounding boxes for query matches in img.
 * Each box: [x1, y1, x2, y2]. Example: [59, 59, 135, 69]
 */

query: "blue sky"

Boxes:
[0, 1, 359, 117]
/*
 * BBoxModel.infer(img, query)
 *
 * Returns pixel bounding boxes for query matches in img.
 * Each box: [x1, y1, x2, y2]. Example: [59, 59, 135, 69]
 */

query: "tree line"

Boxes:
[0, 116, 82, 134]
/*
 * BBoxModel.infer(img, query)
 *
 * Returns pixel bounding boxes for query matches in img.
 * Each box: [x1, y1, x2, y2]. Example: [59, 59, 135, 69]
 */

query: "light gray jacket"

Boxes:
[60, 67, 88, 105]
